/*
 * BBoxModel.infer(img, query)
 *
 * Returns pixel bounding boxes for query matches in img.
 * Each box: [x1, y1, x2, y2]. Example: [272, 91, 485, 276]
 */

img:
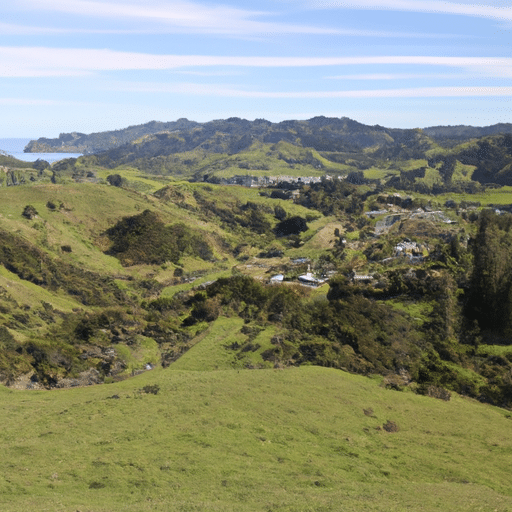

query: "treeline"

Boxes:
[465, 210, 512, 335]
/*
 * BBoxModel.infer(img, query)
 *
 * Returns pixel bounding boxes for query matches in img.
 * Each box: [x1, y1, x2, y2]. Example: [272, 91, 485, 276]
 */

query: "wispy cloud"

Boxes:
[15, 0, 338, 36]
[324, 73, 469, 80]
[0, 98, 63, 105]
[2, 47, 512, 77]
[12, 0, 471, 37]
[0, 21, 159, 35]
[0, 21, 461, 40]
[116, 82, 512, 99]
[252, 87, 512, 99]
[307, 0, 512, 22]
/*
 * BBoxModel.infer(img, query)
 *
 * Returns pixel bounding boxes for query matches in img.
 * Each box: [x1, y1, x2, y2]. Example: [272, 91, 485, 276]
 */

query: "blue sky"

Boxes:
[1, 0, 511, 137]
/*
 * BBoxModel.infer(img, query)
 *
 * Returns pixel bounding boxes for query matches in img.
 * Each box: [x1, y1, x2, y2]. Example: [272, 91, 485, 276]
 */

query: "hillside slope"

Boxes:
[1, 366, 511, 511]
[23, 119, 201, 154]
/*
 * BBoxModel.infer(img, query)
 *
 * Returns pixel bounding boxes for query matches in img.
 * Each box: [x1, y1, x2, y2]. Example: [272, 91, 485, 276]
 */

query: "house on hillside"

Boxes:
[298, 265, 326, 286]
[394, 240, 425, 262]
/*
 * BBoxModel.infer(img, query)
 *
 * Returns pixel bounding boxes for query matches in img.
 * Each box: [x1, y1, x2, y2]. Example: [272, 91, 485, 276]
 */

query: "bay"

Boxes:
[0, 138, 82, 163]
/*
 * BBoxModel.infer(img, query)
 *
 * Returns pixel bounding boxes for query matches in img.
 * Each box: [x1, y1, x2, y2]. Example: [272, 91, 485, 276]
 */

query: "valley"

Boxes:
[1, 117, 512, 510]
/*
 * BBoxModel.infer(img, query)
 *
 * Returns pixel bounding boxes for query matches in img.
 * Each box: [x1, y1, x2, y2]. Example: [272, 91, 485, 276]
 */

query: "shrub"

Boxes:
[105, 210, 212, 265]
[140, 384, 160, 395]
[417, 384, 451, 401]
[274, 216, 308, 237]
[106, 174, 124, 187]
[22, 205, 38, 219]
[383, 420, 399, 432]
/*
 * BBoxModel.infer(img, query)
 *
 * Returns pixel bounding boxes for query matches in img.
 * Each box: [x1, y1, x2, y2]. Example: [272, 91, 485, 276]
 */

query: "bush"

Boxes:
[105, 210, 212, 265]
[107, 174, 124, 187]
[416, 384, 451, 401]
[274, 216, 308, 237]
[383, 420, 399, 432]
[22, 205, 38, 219]
[140, 384, 160, 395]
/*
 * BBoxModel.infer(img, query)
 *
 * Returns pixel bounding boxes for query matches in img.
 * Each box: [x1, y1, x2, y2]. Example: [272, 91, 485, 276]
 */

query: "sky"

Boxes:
[1, 0, 511, 137]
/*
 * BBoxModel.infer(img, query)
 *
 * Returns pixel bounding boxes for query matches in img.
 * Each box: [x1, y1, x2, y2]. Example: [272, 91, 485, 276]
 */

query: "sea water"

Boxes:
[0, 138, 82, 163]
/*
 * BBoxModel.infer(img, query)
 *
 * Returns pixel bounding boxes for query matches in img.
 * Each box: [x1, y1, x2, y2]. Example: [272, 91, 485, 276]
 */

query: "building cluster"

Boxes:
[218, 174, 342, 188]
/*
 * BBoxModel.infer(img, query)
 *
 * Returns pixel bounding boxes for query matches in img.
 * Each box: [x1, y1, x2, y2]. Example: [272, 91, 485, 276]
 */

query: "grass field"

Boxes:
[1, 362, 512, 512]
[436, 186, 512, 206]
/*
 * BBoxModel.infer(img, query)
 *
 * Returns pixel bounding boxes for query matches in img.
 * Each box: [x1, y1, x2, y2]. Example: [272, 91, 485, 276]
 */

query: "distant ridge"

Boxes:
[24, 119, 200, 154]
[423, 123, 512, 141]
[24, 117, 512, 155]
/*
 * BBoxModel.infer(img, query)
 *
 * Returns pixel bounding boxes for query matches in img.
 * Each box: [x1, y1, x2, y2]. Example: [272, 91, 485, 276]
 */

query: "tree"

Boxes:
[32, 159, 50, 171]
[274, 216, 308, 237]
[466, 210, 512, 333]
[107, 174, 124, 187]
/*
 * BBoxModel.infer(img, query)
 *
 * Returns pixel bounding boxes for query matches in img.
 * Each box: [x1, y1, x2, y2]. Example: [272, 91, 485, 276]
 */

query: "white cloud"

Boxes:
[15, 0, 339, 35]
[0, 21, 153, 35]
[2, 47, 512, 77]
[115, 83, 512, 98]
[12, 0, 472, 37]
[0, 21, 461, 39]
[0, 98, 63, 105]
[257, 87, 512, 99]
[324, 73, 468, 80]
[307, 0, 512, 22]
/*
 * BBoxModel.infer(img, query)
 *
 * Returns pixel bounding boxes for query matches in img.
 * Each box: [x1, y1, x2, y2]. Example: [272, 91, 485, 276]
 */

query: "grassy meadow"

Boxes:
[1, 364, 512, 511]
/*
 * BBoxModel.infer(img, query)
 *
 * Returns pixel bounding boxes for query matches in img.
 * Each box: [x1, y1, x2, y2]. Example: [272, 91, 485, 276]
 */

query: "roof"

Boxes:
[298, 272, 326, 285]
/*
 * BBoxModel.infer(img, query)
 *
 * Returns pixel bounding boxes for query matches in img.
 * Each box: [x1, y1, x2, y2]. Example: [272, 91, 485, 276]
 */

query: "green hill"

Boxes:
[17, 117, 512, 189]
[1, 365, 511, 511]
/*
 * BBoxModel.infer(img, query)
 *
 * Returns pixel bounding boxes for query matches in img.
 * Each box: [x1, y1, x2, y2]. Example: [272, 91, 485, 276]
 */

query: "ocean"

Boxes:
[0, 138, 82, 163]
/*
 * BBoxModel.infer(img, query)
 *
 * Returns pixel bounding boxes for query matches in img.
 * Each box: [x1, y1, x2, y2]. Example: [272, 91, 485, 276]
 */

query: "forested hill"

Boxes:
[25, 116, 512, 155]
[423, 123, 512, 145]
[23, 118, 200, 154]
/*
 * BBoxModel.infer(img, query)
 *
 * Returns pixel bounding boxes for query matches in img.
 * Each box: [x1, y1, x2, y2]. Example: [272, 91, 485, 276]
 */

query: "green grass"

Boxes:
[94, 166, 176, 194]
[115, 336, 161, 375]
[4, 165, 512, 510]
[416, 167, 443, 188]
[476, 344, 512, 358]
[398, 158, 429, 171]
[451, 161, 476, 183]
[1, 366, 512, 511]
[385, 299, 434, 327]
[169, 316, 275, 371]
[436, 187, 512, 206]
[0, 264, 84, 313]
[363, 166, 399, 180]
[160, 268, 233, 298]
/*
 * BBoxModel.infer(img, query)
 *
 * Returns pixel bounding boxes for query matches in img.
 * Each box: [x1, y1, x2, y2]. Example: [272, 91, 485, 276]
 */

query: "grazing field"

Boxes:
[436, 186, 512, 206]
[1, 365, 511, 512]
